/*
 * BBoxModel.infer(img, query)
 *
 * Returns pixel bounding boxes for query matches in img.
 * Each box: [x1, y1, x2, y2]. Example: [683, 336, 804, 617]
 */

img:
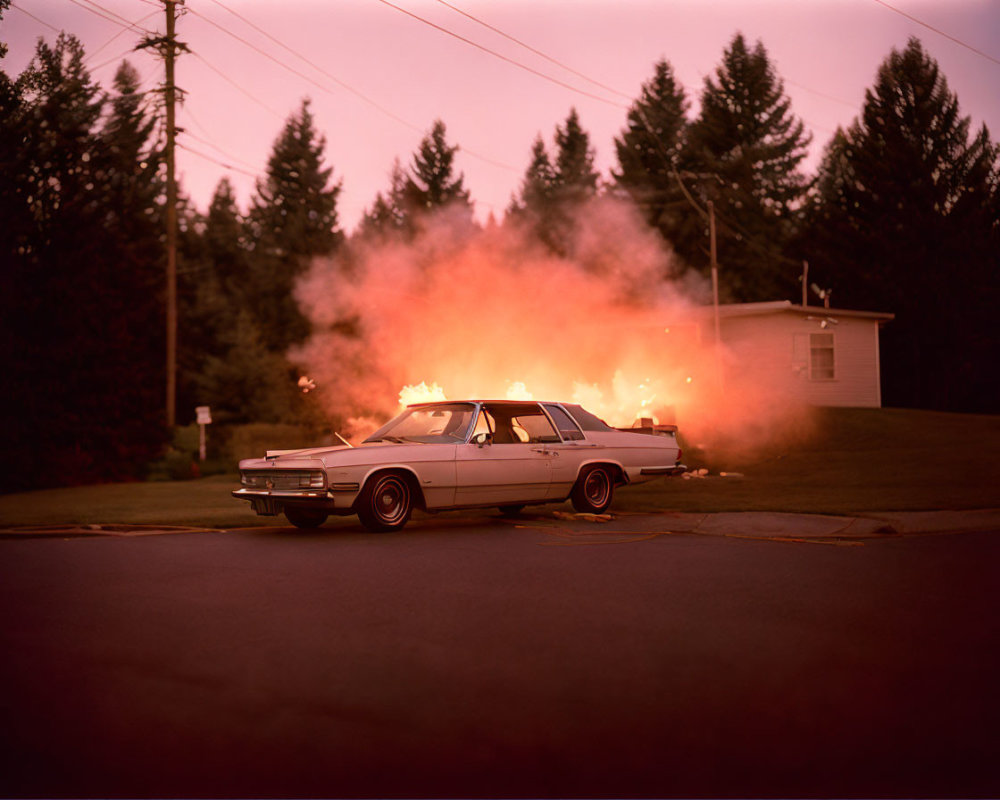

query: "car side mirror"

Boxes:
[472, 432, 492, 448]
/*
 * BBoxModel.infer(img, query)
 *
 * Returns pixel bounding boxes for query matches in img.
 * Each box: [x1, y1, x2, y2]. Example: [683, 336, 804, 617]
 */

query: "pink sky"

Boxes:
[5, 0, 999, 231]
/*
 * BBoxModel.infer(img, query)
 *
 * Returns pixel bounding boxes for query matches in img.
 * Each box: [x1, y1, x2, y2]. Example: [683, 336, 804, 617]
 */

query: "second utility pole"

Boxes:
[140, 1, 186, 429]
[164, 0, 179, 429]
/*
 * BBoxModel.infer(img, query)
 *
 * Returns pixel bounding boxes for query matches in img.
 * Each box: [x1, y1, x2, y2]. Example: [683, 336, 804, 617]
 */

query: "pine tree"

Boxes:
[1, 38, 167, 487]
[685, 33, 811, 301]
[613, 59, 691, 253]
[506, 134, 558, 249]
[358, 158, 409, 240]
[803, 38, 999, 411]
[508, 109, 600, 255]
[403, 119, 474, 225]
[248, 98, 342, 351]
[552, 108, 599, 206]
[0, 0, 10, 58]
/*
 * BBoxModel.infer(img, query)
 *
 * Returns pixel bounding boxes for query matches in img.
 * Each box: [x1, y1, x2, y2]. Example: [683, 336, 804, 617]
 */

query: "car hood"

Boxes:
[239, 440, 433, 471]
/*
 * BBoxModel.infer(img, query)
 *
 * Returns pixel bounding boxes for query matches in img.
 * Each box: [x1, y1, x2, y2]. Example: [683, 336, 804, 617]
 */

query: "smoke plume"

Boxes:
[291, 195, 811, 458]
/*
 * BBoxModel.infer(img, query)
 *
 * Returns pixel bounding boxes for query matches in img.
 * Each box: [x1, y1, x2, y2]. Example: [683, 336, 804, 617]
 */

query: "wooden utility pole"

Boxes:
[139, 2, 186, 429]
[708, 200, 720, 346]
[164, 0, 178, 429]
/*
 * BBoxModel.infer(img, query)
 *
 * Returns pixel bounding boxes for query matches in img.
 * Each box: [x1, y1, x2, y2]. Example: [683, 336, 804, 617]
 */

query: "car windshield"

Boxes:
[363, 403, 477, 444]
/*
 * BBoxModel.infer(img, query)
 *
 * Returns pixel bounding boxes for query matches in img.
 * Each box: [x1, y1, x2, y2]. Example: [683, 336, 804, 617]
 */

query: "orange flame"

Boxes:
[293, 196, 812, 456]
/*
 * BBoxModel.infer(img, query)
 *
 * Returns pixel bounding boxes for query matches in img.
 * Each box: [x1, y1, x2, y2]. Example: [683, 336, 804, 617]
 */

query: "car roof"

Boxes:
[406, 400, 569, 408]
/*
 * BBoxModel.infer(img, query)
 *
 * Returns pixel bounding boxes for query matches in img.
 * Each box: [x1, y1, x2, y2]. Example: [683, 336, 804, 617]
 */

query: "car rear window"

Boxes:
[542, 404, 585, 441]
[562, 404, 614, 432]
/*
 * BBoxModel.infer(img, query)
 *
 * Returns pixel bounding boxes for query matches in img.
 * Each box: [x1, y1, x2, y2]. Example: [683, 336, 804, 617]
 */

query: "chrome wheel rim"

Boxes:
[373, 475, 409, 524]
[584, 469, 610, 507]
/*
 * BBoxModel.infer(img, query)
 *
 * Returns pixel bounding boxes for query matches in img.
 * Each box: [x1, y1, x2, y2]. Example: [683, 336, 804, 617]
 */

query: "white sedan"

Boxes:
[232, 400, 685, 531]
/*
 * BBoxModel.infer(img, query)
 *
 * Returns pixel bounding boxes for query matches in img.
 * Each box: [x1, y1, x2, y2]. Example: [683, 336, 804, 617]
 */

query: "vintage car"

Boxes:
[232, 400, 685, 531]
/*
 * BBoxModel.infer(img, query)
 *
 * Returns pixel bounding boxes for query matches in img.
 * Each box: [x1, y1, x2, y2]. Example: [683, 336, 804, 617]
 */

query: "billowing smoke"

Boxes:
[291, 195, 812, 459]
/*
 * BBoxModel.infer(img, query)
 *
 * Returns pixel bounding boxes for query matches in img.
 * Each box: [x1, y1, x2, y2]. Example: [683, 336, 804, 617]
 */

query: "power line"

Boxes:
[180, 106, 261, 171]
[185, 4, 424, 134]
[186, 2, 519, 172]
[432, 0, 632, 102]
[189, 51, 286, 119]
[870, 0, 1000, 68]
[373, 0, 628, 109]
[85, 8, 160, 64]
[177, 141, 259, 178]
[65, 0, 156, 36]
[9, 2, 62, 34]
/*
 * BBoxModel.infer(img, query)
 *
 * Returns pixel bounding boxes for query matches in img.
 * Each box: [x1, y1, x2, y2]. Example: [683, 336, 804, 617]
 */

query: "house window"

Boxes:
[810, 333, 835, 380]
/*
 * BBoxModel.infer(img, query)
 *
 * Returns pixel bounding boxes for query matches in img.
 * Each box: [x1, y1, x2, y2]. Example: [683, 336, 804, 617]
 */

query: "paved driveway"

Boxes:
[1, 513, 997, 798]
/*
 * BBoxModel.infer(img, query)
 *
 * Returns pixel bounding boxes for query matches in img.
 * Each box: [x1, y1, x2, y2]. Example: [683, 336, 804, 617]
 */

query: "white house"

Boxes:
[706, 301, 894, 407]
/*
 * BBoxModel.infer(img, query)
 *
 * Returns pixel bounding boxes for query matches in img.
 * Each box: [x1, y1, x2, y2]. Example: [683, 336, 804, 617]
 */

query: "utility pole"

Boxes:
[139, 1, 186, 429]
[708, 200, 720, 346]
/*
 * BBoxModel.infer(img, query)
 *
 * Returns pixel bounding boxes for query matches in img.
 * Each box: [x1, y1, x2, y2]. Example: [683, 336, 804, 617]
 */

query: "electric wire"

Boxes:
[186, 2, 519, 172]
[870, 0, 1000, 67]
[88, 45, 144, 74]
[373, 0, 628, 109]
[9, 2, 62, 34]
[84, 8, 161, 64]
[180, 105, 261, 171]
[176, 141, 259, 178]
[431, 0, 633, 102]
[189, 51, 286, 119]
[184, 4, 425, 134]
[65, 0, 156, 36]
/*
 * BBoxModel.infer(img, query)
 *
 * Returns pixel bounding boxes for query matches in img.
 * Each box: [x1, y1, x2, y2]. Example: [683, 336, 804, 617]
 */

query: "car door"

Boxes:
[454, 404, 553, 506]
[541, 403, 602, 499]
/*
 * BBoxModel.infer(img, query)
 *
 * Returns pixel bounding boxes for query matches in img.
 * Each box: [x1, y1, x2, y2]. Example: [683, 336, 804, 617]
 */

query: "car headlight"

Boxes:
[299, 471, 325, 489]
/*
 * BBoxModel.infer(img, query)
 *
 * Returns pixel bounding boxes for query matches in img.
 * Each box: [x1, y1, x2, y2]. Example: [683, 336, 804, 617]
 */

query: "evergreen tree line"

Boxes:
[2, 31, 997, 489]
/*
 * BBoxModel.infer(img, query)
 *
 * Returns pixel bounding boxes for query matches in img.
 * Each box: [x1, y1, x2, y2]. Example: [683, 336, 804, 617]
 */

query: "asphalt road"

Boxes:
[1, 513, 997, 798]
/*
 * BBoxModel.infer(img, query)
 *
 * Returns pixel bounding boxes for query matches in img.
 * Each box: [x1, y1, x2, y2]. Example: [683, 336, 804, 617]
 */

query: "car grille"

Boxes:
[241, 469, 325, 491]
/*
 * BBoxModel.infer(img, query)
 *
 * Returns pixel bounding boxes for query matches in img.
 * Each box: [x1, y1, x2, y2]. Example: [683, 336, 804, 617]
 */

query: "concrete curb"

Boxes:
[2, 509, 998, 540]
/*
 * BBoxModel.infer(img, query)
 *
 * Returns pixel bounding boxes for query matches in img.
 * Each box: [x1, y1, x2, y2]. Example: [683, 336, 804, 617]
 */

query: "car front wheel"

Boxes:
[570, 465, 614, 513]
[357, 472, 413, 532]
[284, 507, 329, 529]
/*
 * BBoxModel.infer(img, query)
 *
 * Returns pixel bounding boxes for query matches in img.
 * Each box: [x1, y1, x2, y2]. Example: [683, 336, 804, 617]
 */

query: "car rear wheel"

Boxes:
[357, 472, 413, 532]
[284, 507, 329, 529]
[571, 465, 614, 513]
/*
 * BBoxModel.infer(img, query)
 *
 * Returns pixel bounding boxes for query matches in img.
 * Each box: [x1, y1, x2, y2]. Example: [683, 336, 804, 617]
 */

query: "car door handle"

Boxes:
[531, 447, 559, 457]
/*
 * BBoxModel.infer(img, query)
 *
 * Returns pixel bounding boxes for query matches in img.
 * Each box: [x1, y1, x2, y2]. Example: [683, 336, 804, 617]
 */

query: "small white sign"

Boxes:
[196, 406, 212, 425]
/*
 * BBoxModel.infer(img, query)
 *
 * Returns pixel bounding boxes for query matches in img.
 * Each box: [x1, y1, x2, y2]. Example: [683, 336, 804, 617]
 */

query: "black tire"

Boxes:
[357, 472, 413, 532]
[498, 504, 525, 517]
[284, 507, 329, 529]
[570, 465, 614, 513]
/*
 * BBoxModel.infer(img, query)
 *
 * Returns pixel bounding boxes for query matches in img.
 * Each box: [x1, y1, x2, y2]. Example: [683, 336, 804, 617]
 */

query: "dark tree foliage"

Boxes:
[684, 33, 811, 301]
[506, 134, 558, 250]
[248, 98, 342, 352]
[802, 38, 999, 412]
[507, 108, 600, 256]
[404, 119, 474, 225]
[358, 158, 409, 240]
[0, 0, 9, 58]
[613, 59, 691, 253]
[552, 108, 600, 206]
[359, 121, 474, 243]
[0, 39, 166, 490]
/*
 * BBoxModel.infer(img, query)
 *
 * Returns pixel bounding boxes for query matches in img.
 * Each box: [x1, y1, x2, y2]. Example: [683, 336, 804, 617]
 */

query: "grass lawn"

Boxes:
[1, 408, 997, 528]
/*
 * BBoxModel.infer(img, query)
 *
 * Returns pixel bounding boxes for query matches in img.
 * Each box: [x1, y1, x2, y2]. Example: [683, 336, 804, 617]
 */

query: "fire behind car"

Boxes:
[233, 400, 685, 532]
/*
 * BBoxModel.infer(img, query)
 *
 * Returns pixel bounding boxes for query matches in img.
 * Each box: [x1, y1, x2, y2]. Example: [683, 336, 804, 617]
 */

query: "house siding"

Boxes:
[719, 311, 884, 407]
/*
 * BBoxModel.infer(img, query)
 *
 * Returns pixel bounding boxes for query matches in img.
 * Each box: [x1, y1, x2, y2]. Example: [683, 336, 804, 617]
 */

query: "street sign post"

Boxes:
[195, 406, 212, 461]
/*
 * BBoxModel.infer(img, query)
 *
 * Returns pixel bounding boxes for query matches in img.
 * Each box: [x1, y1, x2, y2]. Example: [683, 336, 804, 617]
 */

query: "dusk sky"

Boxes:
[5, 0, 999, 231]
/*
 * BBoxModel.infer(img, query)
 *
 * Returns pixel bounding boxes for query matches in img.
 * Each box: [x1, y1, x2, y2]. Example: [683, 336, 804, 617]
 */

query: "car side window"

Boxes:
[510, 413, 560, 444]
[471, 409, 494, 440]
[543, 404, 585, 441]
